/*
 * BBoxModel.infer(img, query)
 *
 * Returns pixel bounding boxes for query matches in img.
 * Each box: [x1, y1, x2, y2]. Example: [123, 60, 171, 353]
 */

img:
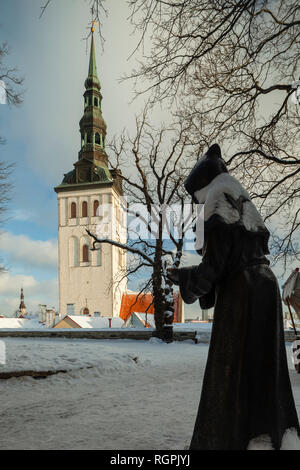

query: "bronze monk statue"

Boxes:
[168, 144, 300, 450]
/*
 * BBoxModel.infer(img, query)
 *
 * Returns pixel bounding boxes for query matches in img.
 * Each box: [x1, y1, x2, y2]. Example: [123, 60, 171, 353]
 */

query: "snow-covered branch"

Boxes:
[86, 228, 154, 266]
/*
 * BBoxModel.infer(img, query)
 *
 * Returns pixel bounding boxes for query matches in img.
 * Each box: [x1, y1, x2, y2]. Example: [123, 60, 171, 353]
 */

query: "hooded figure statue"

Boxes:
[168, 144, 300, 450]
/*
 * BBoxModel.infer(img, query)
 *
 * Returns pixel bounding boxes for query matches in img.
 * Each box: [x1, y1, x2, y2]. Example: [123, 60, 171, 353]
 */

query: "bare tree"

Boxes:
[87, 108, 197, 341]
[39, 1, 299, 270]
[40, 0, 108, 44]
[127, 0, 300, 270]
[0, 158, 13, 219]
[0, 40, 23, 272]
[0, 42, 23, 119]
[40, 0, 107, 18]
[0, 156, 14, 273]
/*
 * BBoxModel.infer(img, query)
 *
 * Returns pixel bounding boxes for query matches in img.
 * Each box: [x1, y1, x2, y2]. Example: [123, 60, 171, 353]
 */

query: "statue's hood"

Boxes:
[184, 144, 228, 200]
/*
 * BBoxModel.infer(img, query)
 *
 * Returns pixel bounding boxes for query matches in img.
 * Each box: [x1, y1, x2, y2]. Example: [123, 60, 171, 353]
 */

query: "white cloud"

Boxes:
[0, 272, 58, 316]
[0, 273, 37, 296]
[0, 232, 58, 271]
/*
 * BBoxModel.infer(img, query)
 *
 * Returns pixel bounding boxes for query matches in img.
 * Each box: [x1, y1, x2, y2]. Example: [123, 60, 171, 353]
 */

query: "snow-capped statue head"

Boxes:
[184, 144, 228, 203]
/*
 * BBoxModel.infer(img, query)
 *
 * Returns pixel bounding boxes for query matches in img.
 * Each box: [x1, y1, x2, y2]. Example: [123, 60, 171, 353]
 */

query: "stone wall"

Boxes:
[0, 329, 297, 343]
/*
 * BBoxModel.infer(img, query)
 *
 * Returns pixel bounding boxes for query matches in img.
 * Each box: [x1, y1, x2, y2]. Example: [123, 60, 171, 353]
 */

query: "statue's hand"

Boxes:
[167, 267, 180, 285]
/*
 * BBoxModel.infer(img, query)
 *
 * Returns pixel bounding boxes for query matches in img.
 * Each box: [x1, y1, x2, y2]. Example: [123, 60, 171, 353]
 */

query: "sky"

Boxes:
[0, 0, 298, 319]
[0, 0, 142, 315]
[0, 0, 186, 317]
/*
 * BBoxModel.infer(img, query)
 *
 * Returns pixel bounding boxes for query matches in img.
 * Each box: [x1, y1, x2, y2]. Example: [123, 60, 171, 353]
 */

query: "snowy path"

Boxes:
[0, 338, 299, 450]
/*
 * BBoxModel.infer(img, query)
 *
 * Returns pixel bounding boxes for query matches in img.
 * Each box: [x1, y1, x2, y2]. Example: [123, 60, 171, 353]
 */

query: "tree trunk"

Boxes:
[152, 237, 174, 343]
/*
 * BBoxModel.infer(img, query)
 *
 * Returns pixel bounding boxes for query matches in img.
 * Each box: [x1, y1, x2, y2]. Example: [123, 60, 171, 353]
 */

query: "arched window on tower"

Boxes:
[95, 133, 100, 145]
[93, 200, 99, 216]
[94, 97, 98, 107]
[87, 133, 92, 144]
[82, 244, 89, 263]
[82, 201, 88, 217]
[70, 202, 76, 219]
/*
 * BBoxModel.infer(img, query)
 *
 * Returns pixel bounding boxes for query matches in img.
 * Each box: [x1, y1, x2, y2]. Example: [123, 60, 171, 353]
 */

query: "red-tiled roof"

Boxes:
[119, 291, 182, 322]
[119, 293, 154, 321]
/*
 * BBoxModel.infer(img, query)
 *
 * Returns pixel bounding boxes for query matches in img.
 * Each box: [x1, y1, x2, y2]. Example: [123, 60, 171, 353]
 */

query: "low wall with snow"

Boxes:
[0, 328, 297, 343]
[0, 328, 197, 342]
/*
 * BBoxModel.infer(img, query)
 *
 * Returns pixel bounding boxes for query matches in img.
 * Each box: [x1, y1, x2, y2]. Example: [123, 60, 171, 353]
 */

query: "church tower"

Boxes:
[54, 30, 127, 318]
[18, 288, 27, 318]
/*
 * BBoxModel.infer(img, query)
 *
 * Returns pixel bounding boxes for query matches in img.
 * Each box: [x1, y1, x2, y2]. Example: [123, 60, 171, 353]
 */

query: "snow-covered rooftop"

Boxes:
[132, 312, 155, 327]
[0, 318, 42, 329]
[66, 315, 125, 329]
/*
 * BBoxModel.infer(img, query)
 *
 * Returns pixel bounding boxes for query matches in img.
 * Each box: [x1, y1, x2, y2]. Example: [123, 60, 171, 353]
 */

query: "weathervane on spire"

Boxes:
[91, 19, 98, 34]
[84, 3, 106, 53]
[90, 4, 98, 34]
[84, 16, 99, 54]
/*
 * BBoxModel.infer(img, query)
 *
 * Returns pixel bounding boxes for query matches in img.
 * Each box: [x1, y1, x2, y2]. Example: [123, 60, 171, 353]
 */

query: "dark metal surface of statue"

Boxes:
[168, 144, 300, 450]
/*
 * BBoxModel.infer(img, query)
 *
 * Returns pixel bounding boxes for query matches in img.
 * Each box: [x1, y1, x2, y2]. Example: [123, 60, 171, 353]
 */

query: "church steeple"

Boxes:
[56, 26, 123, 194]
[18, 288, 27, 318]
[54, 24, 126, 320]
[85, 31, 100, 91]
[78, 28, 108, 167]
[88, 32, 98, 79]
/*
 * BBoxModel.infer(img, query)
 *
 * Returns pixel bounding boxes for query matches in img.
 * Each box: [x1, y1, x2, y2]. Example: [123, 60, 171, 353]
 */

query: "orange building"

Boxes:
[119, 291, 184, 324]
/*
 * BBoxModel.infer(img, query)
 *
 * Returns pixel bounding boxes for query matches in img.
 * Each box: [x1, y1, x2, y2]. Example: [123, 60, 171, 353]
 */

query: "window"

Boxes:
[67, 304, 75, 315]
[82, 201, 88, 217]
[70, 202, 76, 218]
[93, 200, 99, 216]
[95, 133, 100, 145]
[87, 133, 92, 144]
[94, 97, 98, 107]
[82, 244, 89, 263]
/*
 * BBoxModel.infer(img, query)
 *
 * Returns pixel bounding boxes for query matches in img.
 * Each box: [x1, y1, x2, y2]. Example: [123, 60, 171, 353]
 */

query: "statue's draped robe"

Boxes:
[178, 174, 300, 450]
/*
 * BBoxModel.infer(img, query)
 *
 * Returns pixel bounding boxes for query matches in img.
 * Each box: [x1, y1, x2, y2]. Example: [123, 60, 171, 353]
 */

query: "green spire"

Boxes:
[88, 32, 98, 78]
[79, 29, 107, 167]
[85, 31, 100, 90]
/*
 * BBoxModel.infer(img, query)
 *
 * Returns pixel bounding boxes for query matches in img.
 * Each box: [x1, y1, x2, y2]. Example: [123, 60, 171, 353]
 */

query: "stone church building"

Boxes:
[54, 31, 127, 318]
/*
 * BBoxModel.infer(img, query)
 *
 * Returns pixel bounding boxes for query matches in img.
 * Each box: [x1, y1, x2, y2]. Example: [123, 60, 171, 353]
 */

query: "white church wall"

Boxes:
[57, 186, 126, 318]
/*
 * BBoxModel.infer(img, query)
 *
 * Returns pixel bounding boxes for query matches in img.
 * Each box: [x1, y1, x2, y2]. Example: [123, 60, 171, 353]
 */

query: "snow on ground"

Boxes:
[0, 337, 299, 450]
[173, 322, 212, 330]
